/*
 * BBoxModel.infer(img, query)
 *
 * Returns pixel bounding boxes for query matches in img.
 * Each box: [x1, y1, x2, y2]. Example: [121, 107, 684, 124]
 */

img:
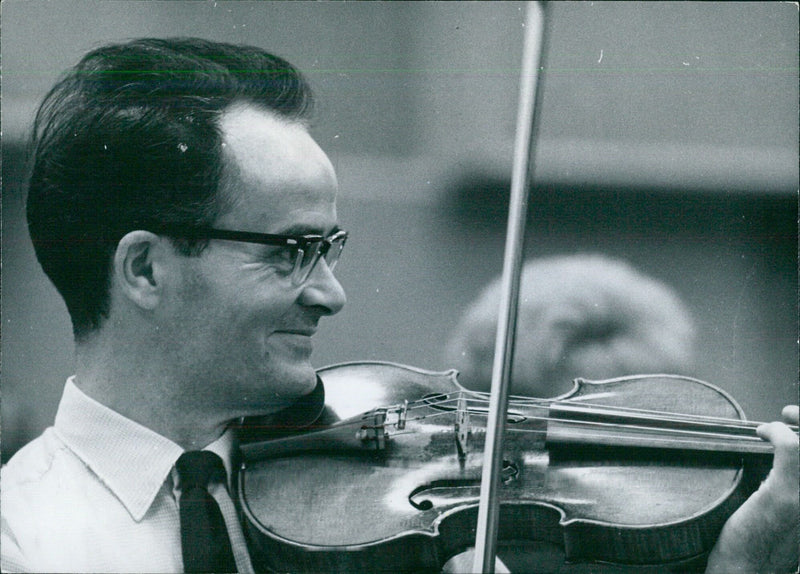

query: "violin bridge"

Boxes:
[455, 394, 470, 463]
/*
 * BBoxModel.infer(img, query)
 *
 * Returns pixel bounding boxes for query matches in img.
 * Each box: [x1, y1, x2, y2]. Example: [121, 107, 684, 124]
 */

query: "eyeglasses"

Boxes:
[159, 225, 347, 285]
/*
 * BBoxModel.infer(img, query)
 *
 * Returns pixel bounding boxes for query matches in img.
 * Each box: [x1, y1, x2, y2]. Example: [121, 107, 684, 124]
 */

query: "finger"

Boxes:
[756, 421, 798, 450]
[781, 404, 798, 425]
[756, 421, 799, 492]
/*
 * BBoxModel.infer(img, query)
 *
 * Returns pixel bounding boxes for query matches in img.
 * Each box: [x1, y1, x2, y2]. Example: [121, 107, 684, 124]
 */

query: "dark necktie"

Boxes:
[175, 451, 238, 573]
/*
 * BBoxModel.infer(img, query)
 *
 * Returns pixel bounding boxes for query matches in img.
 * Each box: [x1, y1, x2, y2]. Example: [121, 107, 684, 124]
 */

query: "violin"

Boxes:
[236, 361, 788, 573]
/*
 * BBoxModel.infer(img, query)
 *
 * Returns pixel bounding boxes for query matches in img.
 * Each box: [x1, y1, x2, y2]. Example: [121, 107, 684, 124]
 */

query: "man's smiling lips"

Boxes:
[274, 327, 317, 337]
[272, 329, 317, 352]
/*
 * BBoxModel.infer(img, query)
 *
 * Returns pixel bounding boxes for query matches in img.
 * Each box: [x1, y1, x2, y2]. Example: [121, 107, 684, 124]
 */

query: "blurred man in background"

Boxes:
[445, 253, 696, 397]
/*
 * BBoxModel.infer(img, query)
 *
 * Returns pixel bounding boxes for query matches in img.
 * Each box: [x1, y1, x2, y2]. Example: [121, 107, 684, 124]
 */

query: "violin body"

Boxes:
[238, 361, 763, 573]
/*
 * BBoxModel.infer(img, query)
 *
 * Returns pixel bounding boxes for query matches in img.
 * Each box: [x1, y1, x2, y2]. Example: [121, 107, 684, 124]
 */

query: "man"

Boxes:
[2, 38, 797, 573]
[2, 38, 345, 573]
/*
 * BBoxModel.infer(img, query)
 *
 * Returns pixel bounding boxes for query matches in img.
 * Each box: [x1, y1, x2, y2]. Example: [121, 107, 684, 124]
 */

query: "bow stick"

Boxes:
[472, 2, 549, 571]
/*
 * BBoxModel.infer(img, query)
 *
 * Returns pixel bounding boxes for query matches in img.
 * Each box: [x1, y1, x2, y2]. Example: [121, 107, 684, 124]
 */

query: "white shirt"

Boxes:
[1, 378, 253, 573]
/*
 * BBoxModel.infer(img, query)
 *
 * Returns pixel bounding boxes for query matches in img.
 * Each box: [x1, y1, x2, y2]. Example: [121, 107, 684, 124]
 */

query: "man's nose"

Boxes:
[298, 259, 346, 315]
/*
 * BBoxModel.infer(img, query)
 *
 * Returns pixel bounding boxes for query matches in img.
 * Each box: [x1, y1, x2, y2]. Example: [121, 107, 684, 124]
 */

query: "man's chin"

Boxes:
[237, 368, 323, 440]
[267, 364, 318, 406]
[289, 363, 319, 392]
[231, 362, 318, 416]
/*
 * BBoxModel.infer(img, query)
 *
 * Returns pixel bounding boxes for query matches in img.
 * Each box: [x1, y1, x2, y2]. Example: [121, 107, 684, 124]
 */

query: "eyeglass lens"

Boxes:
[294, 234, 346, 284]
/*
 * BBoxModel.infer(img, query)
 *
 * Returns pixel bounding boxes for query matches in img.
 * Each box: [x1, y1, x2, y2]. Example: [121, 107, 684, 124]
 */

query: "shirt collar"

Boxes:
[53, 377, 236, 522]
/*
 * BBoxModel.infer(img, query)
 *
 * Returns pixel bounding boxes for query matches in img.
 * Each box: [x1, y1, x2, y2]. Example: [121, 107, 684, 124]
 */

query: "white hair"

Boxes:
[444, 254, 696, 397]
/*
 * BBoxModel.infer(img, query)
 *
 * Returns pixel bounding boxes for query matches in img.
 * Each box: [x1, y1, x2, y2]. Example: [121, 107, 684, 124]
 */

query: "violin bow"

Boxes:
[472, 2, 549, 571]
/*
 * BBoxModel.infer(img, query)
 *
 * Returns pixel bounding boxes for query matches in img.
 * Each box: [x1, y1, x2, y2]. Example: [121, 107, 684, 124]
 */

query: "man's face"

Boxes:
[164, 103, 346, 418]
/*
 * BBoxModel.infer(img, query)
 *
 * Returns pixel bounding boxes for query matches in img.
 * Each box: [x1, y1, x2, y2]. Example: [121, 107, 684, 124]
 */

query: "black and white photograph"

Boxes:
[1, 2, 797, 572]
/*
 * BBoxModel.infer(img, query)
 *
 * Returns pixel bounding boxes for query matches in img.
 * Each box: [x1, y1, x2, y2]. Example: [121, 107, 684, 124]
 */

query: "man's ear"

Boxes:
[113, 230, 169, 310]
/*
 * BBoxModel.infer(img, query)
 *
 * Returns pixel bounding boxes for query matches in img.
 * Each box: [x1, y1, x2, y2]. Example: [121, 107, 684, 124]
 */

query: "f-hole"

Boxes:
[407, 460, 520, 511]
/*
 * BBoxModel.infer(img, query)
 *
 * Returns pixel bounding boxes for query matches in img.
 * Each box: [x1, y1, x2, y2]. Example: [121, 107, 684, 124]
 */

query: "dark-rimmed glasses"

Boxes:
[159, 226, 347, 285]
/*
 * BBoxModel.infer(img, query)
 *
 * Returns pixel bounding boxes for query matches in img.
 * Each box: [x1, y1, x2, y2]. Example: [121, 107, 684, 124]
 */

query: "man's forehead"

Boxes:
[215, 102, 339, 234]
[219, 102, 308, 140]
[220, 105, 304, 164]
[218, 103, 336, 185]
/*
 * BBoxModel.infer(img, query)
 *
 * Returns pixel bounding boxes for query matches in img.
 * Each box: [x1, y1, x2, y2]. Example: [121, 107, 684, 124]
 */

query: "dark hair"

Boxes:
[26, 38, 313, 340]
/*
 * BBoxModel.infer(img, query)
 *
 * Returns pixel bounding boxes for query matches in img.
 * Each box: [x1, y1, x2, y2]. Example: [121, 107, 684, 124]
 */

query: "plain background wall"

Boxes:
[2, 1, 797, 460]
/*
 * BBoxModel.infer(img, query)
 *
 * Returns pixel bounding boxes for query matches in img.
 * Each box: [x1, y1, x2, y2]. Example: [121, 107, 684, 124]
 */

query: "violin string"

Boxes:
[336, 406, 772, 447]
[544, 399, 762, 429]
[399, 390, 797, 432]
[306, 398, 791, 454]
[545, 405, 764, 434]
[394, 396, 797, 444]
[506, 416, 773, 443]
[542, 399, 776, 430]
[389, 409, 778, 450]
[397, 406, 767, 440]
